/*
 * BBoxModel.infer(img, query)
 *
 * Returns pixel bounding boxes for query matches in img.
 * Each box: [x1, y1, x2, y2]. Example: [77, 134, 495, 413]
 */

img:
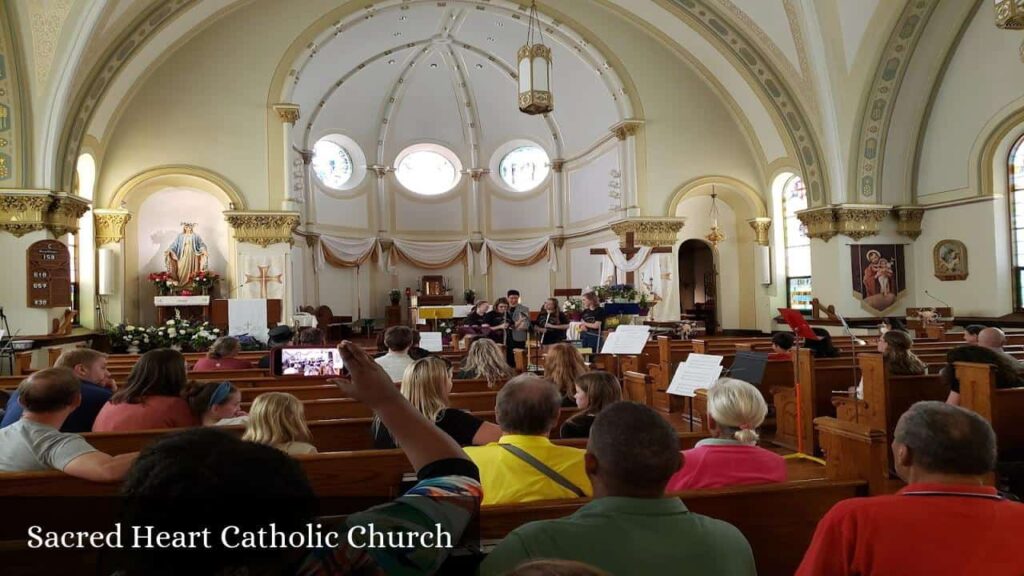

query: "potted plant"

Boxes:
[192, 270, 220, 296]
[148, 271, 173, 296]
[562, 297, 584, 321]
[464, 289, 476, 305]
[388, 289, 401, 306]
[637, 293, 650, 317]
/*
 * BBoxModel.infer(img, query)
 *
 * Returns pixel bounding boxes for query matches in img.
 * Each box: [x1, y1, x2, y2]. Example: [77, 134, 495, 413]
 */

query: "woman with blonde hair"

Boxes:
[559, 371, 622, 438]
[242, 392, 317, 455]
[374, 356, 501, 449]
[666, 378, 785, 491]
[456, 338, 515, 388]
[544, 343, 589, 407]
[192, 336, 253, 371]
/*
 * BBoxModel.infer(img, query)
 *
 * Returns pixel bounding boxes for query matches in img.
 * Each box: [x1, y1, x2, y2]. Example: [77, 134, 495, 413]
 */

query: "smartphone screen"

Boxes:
[273, 346, 344, 377]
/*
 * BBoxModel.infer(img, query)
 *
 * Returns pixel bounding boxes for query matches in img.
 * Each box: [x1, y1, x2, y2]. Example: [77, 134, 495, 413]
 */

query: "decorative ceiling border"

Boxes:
[667, 0, 830, 207]
[56, 0, 197, 192]
[851, 0, 939, 204]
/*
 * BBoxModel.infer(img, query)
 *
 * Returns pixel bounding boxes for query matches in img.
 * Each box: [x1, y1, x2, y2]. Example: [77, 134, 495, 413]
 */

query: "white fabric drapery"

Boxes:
[318, 236, 378, 271]
[480, 237, 556, 274]
[606, 245, 654, 273]
[388, 238, 472, 275]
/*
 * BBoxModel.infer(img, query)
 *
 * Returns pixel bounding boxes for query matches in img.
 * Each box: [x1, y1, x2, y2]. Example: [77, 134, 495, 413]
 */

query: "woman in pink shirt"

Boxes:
[191, 337, 253, 371]
[666, 378, 786, 491]
[92, 348, 198, 431]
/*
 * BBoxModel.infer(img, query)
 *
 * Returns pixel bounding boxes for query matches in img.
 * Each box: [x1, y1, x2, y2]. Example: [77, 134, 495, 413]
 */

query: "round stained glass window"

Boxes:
[312, 139, 354, 189]
[395, 147, 461, 195]
[498, 146, 550, 192]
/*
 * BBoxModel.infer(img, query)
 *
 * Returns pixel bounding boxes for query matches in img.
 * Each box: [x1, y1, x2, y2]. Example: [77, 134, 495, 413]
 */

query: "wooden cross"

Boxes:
[590, 232, 672, 285]
[244, 265, 283, 299]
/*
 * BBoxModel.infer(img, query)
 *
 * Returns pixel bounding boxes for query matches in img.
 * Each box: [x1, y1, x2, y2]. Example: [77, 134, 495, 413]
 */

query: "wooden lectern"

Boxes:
[906, 307, 953, 339]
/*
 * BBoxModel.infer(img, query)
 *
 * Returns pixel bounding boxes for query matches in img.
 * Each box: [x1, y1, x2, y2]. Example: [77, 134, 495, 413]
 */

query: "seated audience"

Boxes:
[559, 371, 621, 439]
[545, 343, 589, 407]
[92, 348, 198, 432]
[943, 344, 1024, 405]
[880, 317, 907, 334]
[455, 338, 515, 388]
[856, 330, 927, 399]
[185, 381, 246, 426]
[0, 368, 137, 480]
[118, 341, 481, 576]
[768, 332, 795, 361]
[191, 336, 252, 371]
[242, 392, 317, 455]
[978, 326, 1018, 358]
[797, 401, 1024, 576]
[481, 402, 755, 576]
[466, 374, 592, 505]
[805, 327, 841, 358]
[373, 356, 501, 449]
[666, 378, 785, 491]
[535, 298, 570, 345]
[257, 324, 294, 369]
[1, 348, 114, 432]
[374, 325, 416, 382]
[963, 323, 985, 345]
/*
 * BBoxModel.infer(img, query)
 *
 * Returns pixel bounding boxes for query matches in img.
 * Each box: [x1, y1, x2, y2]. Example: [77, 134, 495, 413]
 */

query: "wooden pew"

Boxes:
[480, 479, 868, 576]
[772, 349, 858, 454]
[80, 408, 586, 455]
[831, 354, 949, 474]
[956, 361, 1024, 460]
[239, 391, 501, 421]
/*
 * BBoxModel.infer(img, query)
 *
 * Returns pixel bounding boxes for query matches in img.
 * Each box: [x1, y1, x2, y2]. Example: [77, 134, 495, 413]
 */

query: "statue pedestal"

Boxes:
[154, 295, 211, 324]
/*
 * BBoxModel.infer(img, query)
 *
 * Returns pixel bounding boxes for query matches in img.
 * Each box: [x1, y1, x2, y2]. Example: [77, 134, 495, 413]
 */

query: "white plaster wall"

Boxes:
[568, 149, 618, 225]
[488, 259, 552, 308]
[917, 8, 1024, 202]
[674, 196, 743, 330]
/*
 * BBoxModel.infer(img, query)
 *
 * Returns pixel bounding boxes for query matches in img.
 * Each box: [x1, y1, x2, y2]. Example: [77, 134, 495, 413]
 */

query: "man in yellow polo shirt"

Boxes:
[466, 374, 592, 505]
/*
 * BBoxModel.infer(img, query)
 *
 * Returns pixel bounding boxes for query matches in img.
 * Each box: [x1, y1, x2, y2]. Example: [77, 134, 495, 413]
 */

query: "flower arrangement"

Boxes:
[388, 289, 402, 305]
[105, 319, 223, 353]
[607, 284, 638, 302]
[561, 297, 583, 314]
[437, 320, 455, 336]
[464, 289, 476, 305]
[148, 271, 175, 294]
[192, 270, 220, 293]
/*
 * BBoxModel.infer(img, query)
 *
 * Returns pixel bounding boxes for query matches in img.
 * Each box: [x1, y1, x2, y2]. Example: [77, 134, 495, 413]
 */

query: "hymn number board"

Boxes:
[27, 240, 71, 308]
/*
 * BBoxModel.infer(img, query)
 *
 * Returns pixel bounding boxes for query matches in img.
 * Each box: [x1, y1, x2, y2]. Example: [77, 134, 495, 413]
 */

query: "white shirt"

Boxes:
[375, 352, 414, 383]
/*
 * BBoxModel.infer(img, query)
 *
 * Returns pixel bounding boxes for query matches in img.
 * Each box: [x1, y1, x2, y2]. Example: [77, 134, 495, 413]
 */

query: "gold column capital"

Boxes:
[0, 190, 50, 237]
[94, 209, 132, 245]
[747, 217, 772, 246]
[610, 119, 644, 141]
[272, 103, 301, 124]
[894, 205, 925, 240]
[224, 211, 300, 247]
[46, 193, 91, 236]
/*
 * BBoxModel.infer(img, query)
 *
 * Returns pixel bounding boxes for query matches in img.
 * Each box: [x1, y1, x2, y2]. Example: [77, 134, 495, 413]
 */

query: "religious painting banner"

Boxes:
[239, 254, 286, 300]
[850, 244, 906, 314]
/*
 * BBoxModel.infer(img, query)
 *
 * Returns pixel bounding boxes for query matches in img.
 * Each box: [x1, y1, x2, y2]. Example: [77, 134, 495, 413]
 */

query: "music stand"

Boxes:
[777, 308, 826, 466]
[729, 351, 769, 386]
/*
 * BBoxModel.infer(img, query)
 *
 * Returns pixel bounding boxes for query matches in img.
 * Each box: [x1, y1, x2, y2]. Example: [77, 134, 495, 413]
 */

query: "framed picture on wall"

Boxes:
[933, 240, 968, 281]
[850, 244, 906, 314]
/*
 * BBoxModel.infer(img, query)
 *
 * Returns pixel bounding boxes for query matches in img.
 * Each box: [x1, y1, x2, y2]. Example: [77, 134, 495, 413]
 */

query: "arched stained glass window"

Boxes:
[781, 175, 812, 312]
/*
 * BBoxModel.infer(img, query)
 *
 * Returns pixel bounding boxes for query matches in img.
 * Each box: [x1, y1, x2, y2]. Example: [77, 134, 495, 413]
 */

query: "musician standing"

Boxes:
[506, 290, 531, 367]
[535, 297, 570, 345]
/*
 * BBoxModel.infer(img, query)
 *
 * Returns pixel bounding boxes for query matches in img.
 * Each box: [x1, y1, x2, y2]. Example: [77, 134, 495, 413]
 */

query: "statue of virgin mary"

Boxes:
[165, 222, 208, 287]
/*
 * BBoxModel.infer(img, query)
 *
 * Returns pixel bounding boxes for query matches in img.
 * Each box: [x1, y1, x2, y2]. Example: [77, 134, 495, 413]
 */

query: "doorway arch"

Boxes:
[678, 239, 718, 335]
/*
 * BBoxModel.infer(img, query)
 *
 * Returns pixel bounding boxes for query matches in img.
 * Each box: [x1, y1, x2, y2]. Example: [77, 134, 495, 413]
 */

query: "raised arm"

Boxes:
[63, 451, 139, 483]
[332, 341, 466, 470]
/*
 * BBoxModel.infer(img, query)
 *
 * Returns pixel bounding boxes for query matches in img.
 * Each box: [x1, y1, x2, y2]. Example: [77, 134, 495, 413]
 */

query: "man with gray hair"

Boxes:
[482, 402, 755, 575]
[797, 401, 1024, 575]
[465, 374, 592, 505]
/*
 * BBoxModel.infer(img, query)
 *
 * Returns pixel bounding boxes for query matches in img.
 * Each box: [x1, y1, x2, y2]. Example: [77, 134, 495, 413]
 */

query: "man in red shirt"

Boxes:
[797, 401, 1024, 576]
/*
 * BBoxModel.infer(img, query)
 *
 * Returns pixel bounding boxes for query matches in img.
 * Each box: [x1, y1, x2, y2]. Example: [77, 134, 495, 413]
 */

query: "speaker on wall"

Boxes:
[757, 245, 772, 286]
[98, 248, 117, 296]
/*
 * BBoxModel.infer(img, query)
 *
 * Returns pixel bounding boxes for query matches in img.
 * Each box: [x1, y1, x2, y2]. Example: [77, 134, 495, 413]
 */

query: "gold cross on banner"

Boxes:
[244, 265, 283, 299]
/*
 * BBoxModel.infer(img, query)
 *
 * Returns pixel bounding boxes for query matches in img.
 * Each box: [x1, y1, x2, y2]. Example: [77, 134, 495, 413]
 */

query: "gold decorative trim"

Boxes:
[747, 217, 772, 246]
[46, 193, 91, 236]
[273, 103, 300, 124]
[893, 206, 925, 240]
[0, 190, 93, 237]
[550, 159, 565, 173]
[224, 211, 300, 247]
[795, 206, 838, 242]
[610, 119, 644, 141]
[834, 204, 893, 241]
[608, 217, 685, 247]
[94, 209, 132, 245]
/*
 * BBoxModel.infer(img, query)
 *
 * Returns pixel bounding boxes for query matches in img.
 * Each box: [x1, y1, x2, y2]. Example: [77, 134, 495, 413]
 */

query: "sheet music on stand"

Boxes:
[419, 332, 444, 352]
[599, 325, 651, 355]
[667, 353, 724, 398]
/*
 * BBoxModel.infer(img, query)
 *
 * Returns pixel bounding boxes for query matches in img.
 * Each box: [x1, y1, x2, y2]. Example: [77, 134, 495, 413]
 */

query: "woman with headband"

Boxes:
[665, 378, 785, 491]
[186, 380, 247, 426]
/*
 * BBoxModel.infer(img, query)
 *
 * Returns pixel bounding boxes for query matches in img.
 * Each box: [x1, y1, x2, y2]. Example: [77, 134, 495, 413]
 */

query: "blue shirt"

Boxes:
[1, 380, 112, 433]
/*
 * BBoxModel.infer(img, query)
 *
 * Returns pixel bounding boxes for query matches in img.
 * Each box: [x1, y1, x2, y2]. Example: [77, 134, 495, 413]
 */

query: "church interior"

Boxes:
[1, 0, 1024, 574]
